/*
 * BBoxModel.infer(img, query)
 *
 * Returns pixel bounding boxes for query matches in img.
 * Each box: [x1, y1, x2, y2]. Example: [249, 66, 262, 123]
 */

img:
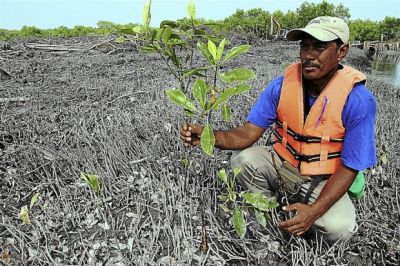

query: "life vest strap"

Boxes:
[275, 120, 344, 143]
[273, 130, 342, 162]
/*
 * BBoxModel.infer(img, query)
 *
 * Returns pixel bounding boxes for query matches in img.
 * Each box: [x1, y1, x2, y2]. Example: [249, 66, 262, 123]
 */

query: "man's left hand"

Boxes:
[278, 203, 320, 236]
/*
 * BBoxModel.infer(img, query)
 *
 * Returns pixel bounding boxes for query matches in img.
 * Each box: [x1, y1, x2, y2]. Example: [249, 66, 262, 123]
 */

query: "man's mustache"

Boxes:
[302, 61, 320, 68]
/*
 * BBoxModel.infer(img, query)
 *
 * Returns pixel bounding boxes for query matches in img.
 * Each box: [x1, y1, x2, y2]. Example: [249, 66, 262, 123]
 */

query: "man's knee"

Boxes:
[230, 147, 276, 196]
[315, 212, 356, 241]
[230, 146, 268, 170]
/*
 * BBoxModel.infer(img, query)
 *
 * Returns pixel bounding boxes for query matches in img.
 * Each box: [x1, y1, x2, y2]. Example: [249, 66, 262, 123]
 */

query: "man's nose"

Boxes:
[302, 48, 316, 60]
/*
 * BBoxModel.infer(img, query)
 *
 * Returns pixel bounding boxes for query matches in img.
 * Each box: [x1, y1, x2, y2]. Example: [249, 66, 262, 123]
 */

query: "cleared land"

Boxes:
[0, 36, 399, 265]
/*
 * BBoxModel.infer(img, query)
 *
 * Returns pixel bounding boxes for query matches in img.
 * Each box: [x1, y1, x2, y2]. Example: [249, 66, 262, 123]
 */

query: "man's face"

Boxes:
[299, 36, 345, 81]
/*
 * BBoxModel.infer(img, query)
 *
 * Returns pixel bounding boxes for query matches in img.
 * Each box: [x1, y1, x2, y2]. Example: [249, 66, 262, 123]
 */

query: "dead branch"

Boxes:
[0, 67, 14, 79]
[86, 40, 116, 52]
[0, 97, 31, 103]
[24, 43, 82, 52]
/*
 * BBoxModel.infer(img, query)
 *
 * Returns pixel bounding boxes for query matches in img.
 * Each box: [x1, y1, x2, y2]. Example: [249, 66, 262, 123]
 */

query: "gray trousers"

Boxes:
[231, 146, 357, 241]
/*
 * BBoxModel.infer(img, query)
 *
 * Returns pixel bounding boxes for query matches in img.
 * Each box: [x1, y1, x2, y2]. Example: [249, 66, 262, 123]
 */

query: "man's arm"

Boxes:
[278, 164, 357, 236]
[214, 122, 266, 150]
[180, 122, 265, 150]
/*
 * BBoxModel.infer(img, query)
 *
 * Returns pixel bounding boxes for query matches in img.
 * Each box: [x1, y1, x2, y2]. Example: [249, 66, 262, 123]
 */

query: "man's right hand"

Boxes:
[180, 123, 203, 147]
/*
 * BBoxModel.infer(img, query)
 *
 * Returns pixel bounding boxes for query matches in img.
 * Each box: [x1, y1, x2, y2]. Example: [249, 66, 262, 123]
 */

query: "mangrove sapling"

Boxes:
[217, 168, 278, 238]
[80, 172, 101, 194]
[18, 192, 40, 225]
[117, 0, 278, 239]
[79, 172, 112, 230]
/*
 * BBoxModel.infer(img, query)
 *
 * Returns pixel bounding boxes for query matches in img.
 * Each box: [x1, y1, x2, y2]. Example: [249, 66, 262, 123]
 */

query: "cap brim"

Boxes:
[286, 28, 339, 42]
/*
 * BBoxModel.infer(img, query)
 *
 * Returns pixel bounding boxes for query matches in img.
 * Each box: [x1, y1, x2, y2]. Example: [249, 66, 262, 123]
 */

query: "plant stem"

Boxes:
[150, 40, 185, 90]
[207, 65, 219, 123]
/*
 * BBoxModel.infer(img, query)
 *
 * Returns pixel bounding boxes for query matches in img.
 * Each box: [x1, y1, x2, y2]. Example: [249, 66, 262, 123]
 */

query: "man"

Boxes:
[180, 16, 376, 241]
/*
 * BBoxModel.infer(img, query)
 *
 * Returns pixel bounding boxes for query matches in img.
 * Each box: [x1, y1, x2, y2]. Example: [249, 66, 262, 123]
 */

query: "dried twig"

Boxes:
[0, 67, 14, 79]
[25, 43, 82, 51]
[0, 97, 30, 103]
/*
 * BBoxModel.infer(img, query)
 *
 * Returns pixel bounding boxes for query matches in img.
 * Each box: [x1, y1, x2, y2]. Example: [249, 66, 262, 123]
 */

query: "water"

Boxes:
[370, 59, 400, 87]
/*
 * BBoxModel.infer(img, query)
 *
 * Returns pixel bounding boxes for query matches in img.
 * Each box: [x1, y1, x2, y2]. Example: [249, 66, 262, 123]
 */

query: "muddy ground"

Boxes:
[0, 36, 399, 265]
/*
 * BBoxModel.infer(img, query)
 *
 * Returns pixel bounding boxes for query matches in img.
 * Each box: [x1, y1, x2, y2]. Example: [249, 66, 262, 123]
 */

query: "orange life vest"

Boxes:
[273, 63, 366, 176]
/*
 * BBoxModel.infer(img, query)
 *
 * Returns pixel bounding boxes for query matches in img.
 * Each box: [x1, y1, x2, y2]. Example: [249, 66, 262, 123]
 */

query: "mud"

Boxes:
[0, 36, 398, 265]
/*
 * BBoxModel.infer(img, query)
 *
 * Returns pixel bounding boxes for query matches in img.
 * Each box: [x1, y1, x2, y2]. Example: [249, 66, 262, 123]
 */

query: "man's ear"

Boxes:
[338, 44, 349, 61]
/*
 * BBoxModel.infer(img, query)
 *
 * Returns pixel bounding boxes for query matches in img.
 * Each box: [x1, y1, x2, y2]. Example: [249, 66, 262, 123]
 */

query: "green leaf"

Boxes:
[184, 109, 196, 117]
[119, 27, 136, 35]
[222, 103, 231, 122]
[41, 201, 48, 210]
[30, 192, 40, 210]
[216, 38, 226, 64]
[264, 212, 271, 222]
[197, 41, 214, 65]
[233, 84, 251, 94]
[220, 68, 256, 84]
[193, 79, 207, 109]
[219, 204, 231, 213]
[142, 0, 152, 31]
[165, 88, 187, 106]
[80, 172, 100, 193]
[233, 207, 246, 238]
[222, 44, 251, 63]
[215, 87, 236, 105]
[155, 28, 163, 42]
[217, 193, 229, 202]
[162, 27, 172, 44]
[160, 20, 178, 28]
[382, 144, 387, 153]
[268, 201, 279, 209]
[255, 210, 267, 227]
[193, 29, 206, 36]
[19, 205, 31, 225]
[180, 158, 190, 167]
[200, 123, 215, 156]
[165, 89, 197, 113]
[217, 168, 228, 183]
[241, 192, 276, 212]
[167, 49, 180, 68]
[381, 153, 388, 164]
[187, 0, 196, 20]
[132, 25, 143, 34]
[229, 190, 237, 202]
[141, 45, 157, 53]
[203, 34, 222, 44]
[213, 84, 251, 106]
[151, 29, 162, 42]
[215, 84, 251, 106]
[233, 168, 241, 177]
[167, 38, 187, 46]
[380, 144, 388, 164]
[115, 36, 128, 43]
[212, 100, 220, 111]
[204, 101, 213, 112]
[208, 40, 217, 62]
[182, 67, 209, 78]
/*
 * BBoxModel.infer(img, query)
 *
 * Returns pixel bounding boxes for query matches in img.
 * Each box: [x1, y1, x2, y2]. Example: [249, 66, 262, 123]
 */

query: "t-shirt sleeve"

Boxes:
[341, 83, 377, 171]
[246, 76, 283, 129]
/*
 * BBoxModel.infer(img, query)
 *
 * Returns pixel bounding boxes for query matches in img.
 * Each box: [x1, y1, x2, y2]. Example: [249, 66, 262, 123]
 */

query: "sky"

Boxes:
[0, 0, 399, 30]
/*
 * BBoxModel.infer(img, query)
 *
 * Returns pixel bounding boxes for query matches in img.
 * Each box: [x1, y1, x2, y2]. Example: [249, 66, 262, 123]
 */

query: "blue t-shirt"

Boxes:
[247, 76, 377, 171]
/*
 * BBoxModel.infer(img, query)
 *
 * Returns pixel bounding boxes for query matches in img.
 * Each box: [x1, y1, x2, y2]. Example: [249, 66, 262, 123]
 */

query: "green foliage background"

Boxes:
[1, 1, 399, 42]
